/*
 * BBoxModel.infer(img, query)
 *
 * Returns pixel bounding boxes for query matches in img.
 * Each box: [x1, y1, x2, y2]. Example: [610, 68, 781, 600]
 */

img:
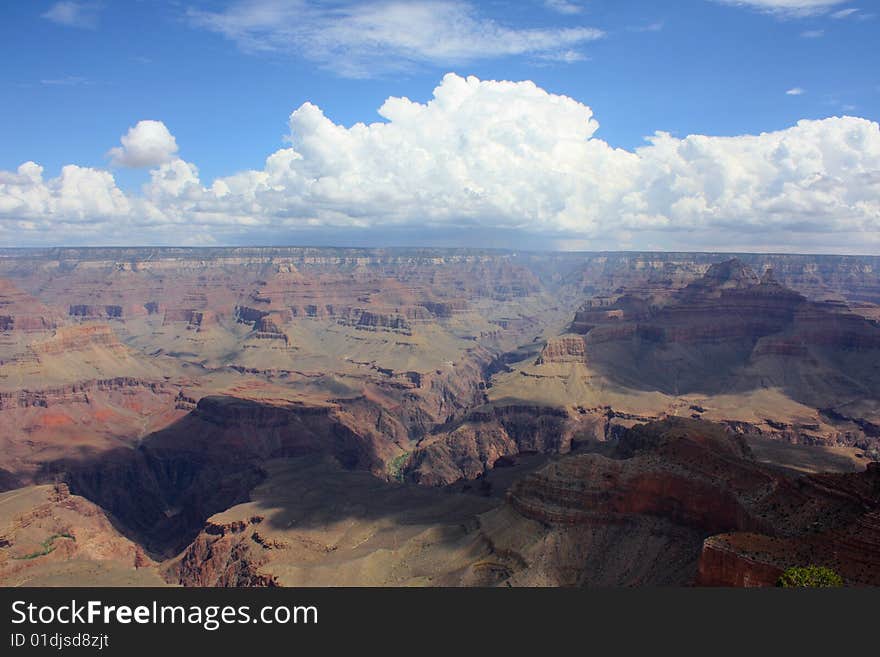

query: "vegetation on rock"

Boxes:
[777, 565, 843, 588]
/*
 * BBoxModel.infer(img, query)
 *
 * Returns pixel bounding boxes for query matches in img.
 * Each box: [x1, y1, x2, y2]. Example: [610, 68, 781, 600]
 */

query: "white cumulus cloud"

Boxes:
[107, 120, 179, 168]
[620, 116, 880, 237]
[1, 74, 879, 252]
[0, 161, 130, 226]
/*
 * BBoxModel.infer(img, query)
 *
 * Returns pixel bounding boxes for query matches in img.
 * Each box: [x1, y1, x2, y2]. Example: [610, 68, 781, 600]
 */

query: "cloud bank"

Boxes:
[2, 74, 879, 252]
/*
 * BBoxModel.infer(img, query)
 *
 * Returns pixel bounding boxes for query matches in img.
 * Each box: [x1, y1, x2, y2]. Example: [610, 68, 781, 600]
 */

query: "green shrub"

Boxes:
[777, 565, 843, 588]
[13, 533, 75, 560]
[388, 452, 410, 483]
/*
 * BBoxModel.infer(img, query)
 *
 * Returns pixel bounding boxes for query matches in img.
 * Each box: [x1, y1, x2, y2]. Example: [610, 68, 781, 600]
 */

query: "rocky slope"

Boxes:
[403, 404, 581, 486]
[0, 483, 165, 586]
[574, 260, 880, 440]
[488, 419, 880, 586]
[696, 462, 880, 586]
[0, 278, 62, 332]
[41, 394, 415, 556]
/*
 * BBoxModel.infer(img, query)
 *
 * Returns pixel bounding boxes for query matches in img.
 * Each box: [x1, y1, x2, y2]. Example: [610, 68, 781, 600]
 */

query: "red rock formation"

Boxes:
[0, 278, 62, 331]
[405, 404, 574, 486]
[29, 324, 127, 355]
[46, 393, 413, 555]
[507, 420, 770, 534]
[696, 534, 785, 587]
[0, 376, 172, 411]
[486, 419, 880, 587]
[564, 259, 880, 447]
[536, 335, 588, 364]
[171, 515, 276, 587]
[0, 377, 185, 488]
[163, 308, 218, 330]
[0, 483, 162, 586]
[697, 463, 880, 586]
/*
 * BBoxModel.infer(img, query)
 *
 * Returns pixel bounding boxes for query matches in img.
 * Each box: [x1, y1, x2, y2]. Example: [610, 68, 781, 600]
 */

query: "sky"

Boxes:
[0, 0, 878, 252]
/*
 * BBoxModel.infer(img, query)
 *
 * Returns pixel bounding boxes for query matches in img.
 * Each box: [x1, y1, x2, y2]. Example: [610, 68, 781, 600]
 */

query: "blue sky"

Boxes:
[0, 0, 879, 251]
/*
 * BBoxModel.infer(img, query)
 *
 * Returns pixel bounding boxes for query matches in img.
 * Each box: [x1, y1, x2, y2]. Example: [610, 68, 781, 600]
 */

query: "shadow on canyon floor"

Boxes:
[30, 395, 552, 559]
[31, 395, 385, 556]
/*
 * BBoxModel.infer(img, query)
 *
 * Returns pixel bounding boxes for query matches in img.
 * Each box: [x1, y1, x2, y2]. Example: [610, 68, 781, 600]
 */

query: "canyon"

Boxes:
[0, 247, 878, 586]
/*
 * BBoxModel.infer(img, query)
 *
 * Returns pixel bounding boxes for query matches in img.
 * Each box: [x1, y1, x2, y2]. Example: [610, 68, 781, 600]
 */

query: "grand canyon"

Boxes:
[0, 247, 878, 587]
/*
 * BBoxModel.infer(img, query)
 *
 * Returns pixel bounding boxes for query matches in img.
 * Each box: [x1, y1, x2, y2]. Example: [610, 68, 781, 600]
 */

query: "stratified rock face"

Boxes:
[163, 308, 217, 331]
[570, 296, 646, 334]
[40, 394, 413, 556]
[30, 324, 127, 356]
[69, 304, 124, 319]
[490, 418, 880, 586]
[695, 534, 788, 587]
[404, 405, 573, 486]
[575, 259, 807, 348]
[0, 483, 165, 586]
[537, 335, 587, 364]
[234, 305, 268, 325]
[0, 377, 170, 412]
[0, 279, 61, 331]
[0, 303, 183, 490]
[173, 515, 276, 587]
[556, 251, 880, 307]
[507, 419, 766, 533]
[565, 259, 880, 436]
[352, 310, 412, 333]
[186, 395, 401, 472]
[422, 300, 467, 318]
[696, 462, 880, 587]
